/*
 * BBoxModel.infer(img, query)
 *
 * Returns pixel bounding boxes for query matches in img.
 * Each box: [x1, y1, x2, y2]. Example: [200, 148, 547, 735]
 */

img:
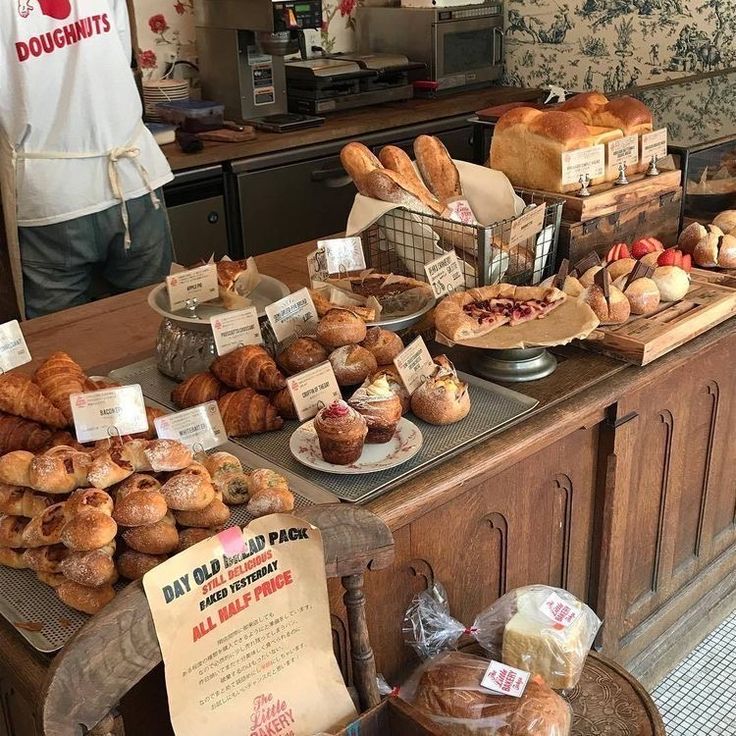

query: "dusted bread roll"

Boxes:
[0, 485, 51, 518]
[122, 513, 180, 553]
[178, 528, 215, 552]
[113, 474, 168, 527]
[160, 464, 216, 511]
[22, 503, 68, 548]
[360, 327, 404, 366]
[613, 275, 661, 315]
[61, 508, 118, 552]
[580, 283, 630, 324]
[66, 488, 114, 517]
[175, 498, 231, 528]
[118, 550, 167, 580]
[410, 356, 470, 426]
[0, 546, 28, 569]
[0, 515, 29, 548]
[653, 266, 690, 301]
[0, 450, 34, 486]
[329, 345, 377, 387]
[412, 651, 572, 734]
[316, 308, 368, 349]
[60, 546, 116, 587]
[29, 448, 91, 494]
[246, 469, 295, 516]
[677, 221, 708, 255]
[277, 337, 329, 375]
[23, 544, 68, 573]
[143, 439, 193, 473]
[57, 580, 115, 615]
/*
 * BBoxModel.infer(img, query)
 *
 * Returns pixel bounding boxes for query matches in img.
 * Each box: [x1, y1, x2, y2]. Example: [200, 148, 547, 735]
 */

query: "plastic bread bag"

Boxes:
[403, 582, 468, 659]
[472, 585, 602, 690]
[400, 651, 572, 736]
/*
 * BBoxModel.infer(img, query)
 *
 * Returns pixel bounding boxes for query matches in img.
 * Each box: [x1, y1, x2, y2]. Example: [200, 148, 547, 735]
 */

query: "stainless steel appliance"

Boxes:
[194, 0, 324, 130]
[357, 3, 504, 92]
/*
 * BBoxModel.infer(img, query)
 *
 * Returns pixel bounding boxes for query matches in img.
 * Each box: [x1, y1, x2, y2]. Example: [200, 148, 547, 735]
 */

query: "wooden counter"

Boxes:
[162, 87, 538, 171]
[3, 243, 736, 735]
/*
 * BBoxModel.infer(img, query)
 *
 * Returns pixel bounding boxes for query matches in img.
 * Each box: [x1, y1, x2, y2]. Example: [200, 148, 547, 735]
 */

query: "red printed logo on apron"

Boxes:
[18, 0, 72, 20]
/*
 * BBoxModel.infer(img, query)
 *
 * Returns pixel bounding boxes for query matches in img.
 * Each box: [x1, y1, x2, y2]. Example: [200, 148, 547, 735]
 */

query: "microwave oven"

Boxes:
[357, 3, 504, 91]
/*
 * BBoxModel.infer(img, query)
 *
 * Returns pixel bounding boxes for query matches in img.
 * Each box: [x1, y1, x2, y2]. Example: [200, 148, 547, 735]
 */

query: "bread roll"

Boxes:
[118, 550, 167, 580]
[712, 210, 736, 235]
[66, 489, 114, 517]
[57, 581, 116, 615]
[247, 488, 295, 517]
[360, 328, 403, 366]
[277, 337, 328, 375]
[653, 266, 690, 301]
[60, 548, 117, 587]
[613, 275, 661, 315]
[204, 451, 242, 477]
[606, 257, 636, 281]
[174, 498, 231, 528]
[122, 513, 180, 554]
[316, 309, 367, 349]
[144, 439, 193, 473]
[540, 274, 584, 297]
[29, 449, 91, 494]
[579, 265, 604, 287]
[22, 503, 68, 548]
[413, 134, 462, 203]
[581, 284, 630, 324]
[86, 450, 134, 489]
[23, 544, 68, 573]
[328, 345, 377, 387]
[61, 508, 118, 551]
[0, 546, 27, 569]
[113, 474, 168, 527]
[692, 226, 721, 267]
[339, 142, 382, 195]
[678, 221, 708, 255]
[0, 515, 29, 548]
[178, 528, 216, 552]
[38, 570, 66, 587]
[0, 450, 34, 486]
[0, 485, 51, 518]
[718, 233, 736, 268]
[160, 464, 216, 511]
[410, 356, 470, 425]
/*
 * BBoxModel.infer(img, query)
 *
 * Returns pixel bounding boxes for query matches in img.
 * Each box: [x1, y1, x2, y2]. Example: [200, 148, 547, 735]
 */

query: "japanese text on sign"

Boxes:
[70, 385, 148, 443]
[166, 264, 219, 312]
[211, 307, 263, 356]
[155, 402, 227, 451]
[265, 288, 319, 343]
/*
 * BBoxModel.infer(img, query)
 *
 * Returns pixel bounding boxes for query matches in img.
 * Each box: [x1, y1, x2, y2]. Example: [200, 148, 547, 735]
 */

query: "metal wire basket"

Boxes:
[361, 190, 564, 289]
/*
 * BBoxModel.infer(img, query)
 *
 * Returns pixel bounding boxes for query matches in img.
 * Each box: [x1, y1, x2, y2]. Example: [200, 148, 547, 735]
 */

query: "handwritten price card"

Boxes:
[143, 515, 356, 736]
[393, 337, 435, 395]
[166, 264, 218, 312]
[70, 385, 148, 443]
[424, 251, 464, 298]
[0, 320, 31, 372]
[319, 237, 366, 275]
[265, 288, 319, 343]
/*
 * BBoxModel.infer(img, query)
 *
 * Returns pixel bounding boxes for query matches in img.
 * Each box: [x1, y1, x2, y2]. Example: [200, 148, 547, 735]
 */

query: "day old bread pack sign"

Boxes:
[143, 514, 356, 736]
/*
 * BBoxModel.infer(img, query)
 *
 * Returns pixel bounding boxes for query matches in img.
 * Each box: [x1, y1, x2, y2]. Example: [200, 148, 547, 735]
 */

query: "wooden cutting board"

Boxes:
[196, 126, 256, 143]
[584, 268, 736, 365]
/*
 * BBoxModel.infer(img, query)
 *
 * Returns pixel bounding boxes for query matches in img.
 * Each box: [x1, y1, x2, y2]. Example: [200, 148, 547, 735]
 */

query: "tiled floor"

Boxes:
[652, 609, 736, 735]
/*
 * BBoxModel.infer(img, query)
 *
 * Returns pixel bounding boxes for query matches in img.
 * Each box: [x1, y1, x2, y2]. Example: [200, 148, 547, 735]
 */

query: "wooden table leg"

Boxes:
[342, 573, 381, 711]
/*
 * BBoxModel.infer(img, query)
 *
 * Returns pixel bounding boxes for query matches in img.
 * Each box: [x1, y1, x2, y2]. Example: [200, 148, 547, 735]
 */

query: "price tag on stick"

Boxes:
[424, 250, 465, 298]
[70, 385, 148, 443]
[210, 307, 263, 356]
[166, 264, 218, 312]
[607, 135, 639, 170]
[0, 320, 31, 372]
[641, 128, 668, 162]
[265, 287, 319, 343]
[393, 337, 435, 395]
[154, 402, 227, 451]
[286, 362, 342, 421]
[319, 237, 366, 275]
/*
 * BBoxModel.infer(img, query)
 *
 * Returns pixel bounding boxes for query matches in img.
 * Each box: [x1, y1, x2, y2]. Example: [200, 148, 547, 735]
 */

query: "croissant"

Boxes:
[171, 372, 227, 409]
[211, 346, 286, 392]
[0, 412, 54, 453]
[33, 351, 88, 425]
[0, 374, 67, 429]
[217, 389, 284, 436]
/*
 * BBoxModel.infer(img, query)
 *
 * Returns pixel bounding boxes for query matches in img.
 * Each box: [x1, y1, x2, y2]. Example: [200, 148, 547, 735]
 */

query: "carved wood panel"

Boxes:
[0, 677, 38, 736]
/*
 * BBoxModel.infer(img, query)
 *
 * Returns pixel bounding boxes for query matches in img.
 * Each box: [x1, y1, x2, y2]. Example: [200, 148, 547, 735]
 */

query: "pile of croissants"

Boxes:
[0, 351, 164, 454]
[0, 438, 294, 615]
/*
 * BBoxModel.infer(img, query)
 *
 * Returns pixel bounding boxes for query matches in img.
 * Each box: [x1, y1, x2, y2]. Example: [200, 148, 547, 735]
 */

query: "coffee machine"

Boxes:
[195, 0, 325, 131]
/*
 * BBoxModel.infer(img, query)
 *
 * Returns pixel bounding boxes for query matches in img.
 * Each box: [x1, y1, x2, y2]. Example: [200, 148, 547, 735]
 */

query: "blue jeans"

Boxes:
[19, 189, 173, 319]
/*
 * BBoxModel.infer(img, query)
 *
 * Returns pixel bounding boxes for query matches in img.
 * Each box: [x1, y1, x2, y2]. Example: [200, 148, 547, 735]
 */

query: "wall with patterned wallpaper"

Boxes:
[503, 0, 736, 92]
[132, 0, 736, 93]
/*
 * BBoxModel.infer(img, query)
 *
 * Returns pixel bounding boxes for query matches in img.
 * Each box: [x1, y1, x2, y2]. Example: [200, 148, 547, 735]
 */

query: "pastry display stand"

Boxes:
[39, 505, 394, 736]
[470, 346, 558, 383]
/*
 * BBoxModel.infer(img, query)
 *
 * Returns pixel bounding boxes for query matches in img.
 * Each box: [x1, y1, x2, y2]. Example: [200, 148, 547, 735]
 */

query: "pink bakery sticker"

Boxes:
[540, 592, 582, 629]
[218, 526, 246, 557]
[481, 660, 530, 698]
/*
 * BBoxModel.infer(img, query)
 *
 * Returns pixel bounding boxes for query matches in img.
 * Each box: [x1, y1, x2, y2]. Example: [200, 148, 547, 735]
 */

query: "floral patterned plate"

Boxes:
[289, 418, 423, 474]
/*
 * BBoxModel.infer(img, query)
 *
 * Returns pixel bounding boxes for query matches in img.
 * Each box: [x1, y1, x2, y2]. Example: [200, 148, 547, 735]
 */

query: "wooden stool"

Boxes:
[40, 505, 393, 735]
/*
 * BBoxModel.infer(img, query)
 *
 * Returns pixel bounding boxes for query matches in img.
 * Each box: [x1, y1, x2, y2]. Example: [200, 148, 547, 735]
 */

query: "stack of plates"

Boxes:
[142, 79, 189, 122]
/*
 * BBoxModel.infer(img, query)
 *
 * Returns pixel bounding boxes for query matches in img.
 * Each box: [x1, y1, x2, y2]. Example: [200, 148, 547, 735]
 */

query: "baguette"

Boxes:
[378, 145, 445, 211]
[363, 169, 445, 215]
[413, 135, 462, 203]
[340, 142, 383, 195]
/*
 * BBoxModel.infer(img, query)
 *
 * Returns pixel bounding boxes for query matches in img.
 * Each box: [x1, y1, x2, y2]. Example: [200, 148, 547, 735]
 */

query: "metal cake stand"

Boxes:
[469, 346, 558, 383]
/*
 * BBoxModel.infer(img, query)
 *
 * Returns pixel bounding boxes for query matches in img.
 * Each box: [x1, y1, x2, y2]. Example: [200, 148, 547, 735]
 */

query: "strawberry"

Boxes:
[681, 253, 692, 273]
[605, 243, 631, 262]
[631, 237, 665, 259]
[657, 248, 684, 268]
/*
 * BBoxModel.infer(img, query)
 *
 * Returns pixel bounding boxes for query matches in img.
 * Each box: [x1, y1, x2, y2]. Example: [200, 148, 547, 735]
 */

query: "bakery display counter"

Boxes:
[0, 240, 735, 735]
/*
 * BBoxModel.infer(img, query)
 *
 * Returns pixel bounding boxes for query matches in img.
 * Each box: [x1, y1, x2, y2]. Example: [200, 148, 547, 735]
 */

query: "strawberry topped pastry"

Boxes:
[435, 284, 566, 341]
[631, 237, 665, 260]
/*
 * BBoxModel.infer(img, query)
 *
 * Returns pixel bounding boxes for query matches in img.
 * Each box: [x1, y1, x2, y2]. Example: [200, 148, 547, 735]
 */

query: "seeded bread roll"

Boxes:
[329, 345, 377, 387]
[122, 513, 180, 554]
[57, 580, 116, 615]
[118, 550, 168, 580]
[316, 309, 368, 349]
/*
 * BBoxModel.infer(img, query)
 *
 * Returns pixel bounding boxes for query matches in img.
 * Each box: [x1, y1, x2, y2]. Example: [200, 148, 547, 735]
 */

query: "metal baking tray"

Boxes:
[111, 358, 539, 504]
[0, 419, 335, 654]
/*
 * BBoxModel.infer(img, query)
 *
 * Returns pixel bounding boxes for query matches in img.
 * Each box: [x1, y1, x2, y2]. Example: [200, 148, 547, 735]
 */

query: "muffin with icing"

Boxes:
[313, 400, 368, 465]
[348, 375, 403, 444]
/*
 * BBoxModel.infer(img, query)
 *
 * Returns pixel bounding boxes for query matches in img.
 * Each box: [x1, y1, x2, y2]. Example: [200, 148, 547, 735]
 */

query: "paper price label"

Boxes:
[166, 264, 218, 312]
[424, 251, 465, 298]
[286, 362, 341, 421]
[607, 135, 640, 169]
[307, 249, 329, 286]
[540, 592, 582, 629]
[393, 337, 435, 395]
[509, 203, 547, 248]
[265, 287, 319, 343]
[319, 237, 366, 275]
[210, 307, 263, 356]
[0, 320, 31, 372]
[561, 145, 605, 185]
[641, 128, 668, 161]
[70, 385, 148, 443]
[481, 660, 530, 698]
[154, 401, 227, 451]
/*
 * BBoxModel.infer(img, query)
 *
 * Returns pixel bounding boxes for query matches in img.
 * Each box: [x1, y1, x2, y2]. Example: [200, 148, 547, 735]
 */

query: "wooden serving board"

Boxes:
[584, 268, 736, 365]
[533, 169, 682, 222]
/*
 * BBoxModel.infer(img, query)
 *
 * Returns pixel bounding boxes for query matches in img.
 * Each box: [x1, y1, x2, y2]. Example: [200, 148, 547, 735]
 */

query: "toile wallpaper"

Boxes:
[132, 0, 736, 94]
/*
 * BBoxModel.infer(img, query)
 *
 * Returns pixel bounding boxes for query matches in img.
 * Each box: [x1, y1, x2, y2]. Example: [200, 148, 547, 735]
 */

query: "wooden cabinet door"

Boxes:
[597, 334, 736, 682]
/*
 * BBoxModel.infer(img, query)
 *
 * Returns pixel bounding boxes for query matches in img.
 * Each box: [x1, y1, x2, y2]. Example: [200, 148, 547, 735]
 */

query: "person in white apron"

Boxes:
[0, 0, 174, 319]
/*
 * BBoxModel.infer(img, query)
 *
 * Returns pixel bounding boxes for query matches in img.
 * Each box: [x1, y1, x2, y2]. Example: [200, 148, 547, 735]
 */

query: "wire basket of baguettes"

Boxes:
[340, 137, 564, 289]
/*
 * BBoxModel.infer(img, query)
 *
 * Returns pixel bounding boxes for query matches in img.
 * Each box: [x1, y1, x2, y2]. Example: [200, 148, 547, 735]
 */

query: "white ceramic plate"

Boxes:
[289, 417, 423, 474]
